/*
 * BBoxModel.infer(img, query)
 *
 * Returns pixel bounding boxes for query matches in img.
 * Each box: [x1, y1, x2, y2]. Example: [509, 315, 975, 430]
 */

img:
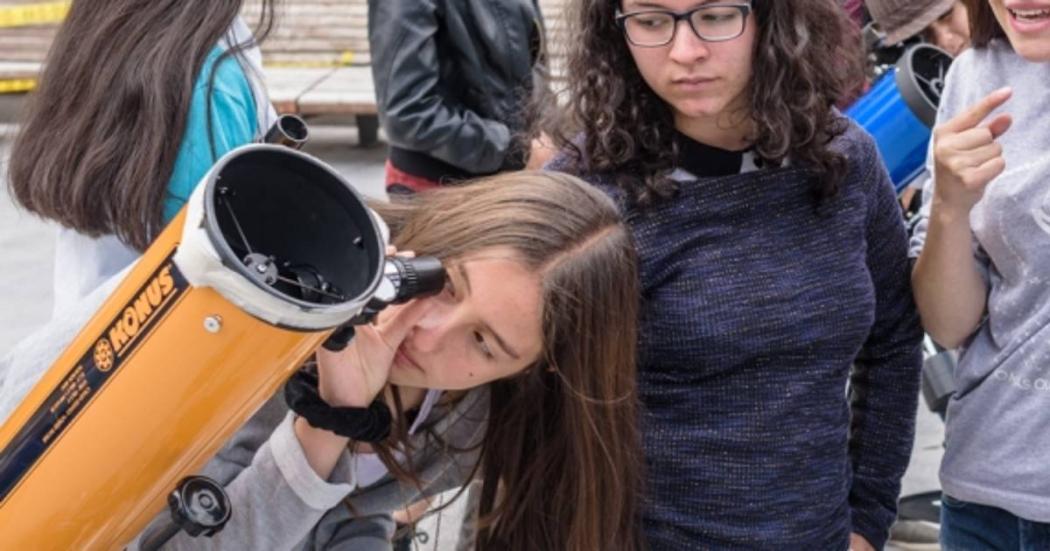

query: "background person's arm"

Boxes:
[367, 0, 513, 174]
[912, 88, 1012, 348]
[847, 137, 924, 551]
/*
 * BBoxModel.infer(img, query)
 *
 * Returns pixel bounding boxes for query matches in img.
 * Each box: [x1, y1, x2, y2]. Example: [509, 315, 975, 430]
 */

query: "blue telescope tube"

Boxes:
[846, 44, 952, 193]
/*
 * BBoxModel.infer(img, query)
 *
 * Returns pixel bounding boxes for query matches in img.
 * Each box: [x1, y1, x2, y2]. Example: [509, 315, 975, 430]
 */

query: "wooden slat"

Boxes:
[0, 25, 56, 63]
[244, 0, 371, 67]
[0, 60, 40, 79]
[295, 66, 377, 115]
[262, 66, 334, 114]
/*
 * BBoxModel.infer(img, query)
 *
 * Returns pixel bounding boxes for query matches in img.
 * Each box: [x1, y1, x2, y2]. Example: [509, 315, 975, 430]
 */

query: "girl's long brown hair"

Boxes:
[375, 172, 645, 551]
[963, 0, 1007, 47]
[545, 0, 863, 206]
[7, 0, 277, 251]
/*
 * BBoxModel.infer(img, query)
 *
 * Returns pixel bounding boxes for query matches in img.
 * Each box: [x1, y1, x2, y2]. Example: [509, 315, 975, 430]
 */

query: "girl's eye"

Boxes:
[636, 16, 669, 29]
[474, 331, 495, 359]
[442, 276, 457, 298]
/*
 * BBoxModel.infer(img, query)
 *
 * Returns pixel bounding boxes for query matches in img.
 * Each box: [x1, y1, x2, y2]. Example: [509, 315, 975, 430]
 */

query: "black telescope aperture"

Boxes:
[896, 44, 953, 127]
[263, 114, 309, 150]
[204, 148, 382, 307]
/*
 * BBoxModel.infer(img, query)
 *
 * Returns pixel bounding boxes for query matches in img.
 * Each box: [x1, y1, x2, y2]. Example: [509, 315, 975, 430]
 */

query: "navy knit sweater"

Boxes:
[550, 121, 923, 550]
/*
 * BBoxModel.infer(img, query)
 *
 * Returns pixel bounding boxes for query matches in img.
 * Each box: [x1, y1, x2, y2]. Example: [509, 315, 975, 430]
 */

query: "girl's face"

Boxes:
[622, 0, 757, 133]
[384, 247, 544, 391]
[923, 2, 971, 56]
[989, 0, 1050, 60]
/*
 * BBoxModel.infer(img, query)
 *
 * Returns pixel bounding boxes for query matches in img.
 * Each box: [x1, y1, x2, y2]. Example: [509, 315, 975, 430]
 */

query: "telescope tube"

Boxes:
[0, 145, 386, 549]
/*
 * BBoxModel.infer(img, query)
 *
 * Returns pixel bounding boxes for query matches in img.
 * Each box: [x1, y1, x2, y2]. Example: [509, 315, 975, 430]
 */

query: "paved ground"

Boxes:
[0, 123, 942, 549]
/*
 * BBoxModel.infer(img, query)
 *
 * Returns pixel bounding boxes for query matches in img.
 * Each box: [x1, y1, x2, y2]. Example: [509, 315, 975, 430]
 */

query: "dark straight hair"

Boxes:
[7, 0, 277, 251]
[963, 0, 1007, 47]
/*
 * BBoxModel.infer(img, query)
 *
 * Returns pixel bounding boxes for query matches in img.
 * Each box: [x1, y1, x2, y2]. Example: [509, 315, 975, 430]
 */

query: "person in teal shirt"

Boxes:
[164, 44, 264, 223]
[7, 1, 277, 316]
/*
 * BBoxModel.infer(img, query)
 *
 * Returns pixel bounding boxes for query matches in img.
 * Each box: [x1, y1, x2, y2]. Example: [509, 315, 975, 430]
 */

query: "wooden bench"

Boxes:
[254, 0, 570, 147]
[0, 1, 61, 93]
[245, 0, 382, 146]
[0, 0, 569, 146]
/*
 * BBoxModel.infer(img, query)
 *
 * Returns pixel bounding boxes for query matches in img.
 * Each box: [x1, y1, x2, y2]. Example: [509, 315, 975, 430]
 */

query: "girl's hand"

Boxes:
[315, 249, 429, 408]
[315, 298, 431, 408]
[931, 87, 1012, 215]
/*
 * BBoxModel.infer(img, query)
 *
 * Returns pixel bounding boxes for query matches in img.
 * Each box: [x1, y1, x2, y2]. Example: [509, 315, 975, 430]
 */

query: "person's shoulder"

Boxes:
[194, 46, 254, 101]
[937, 40, 1018, 122]
[947, 40, 1023, 89]
[546, 153, 591, 184]
[829, 114, 879, 164]
[545, 149, 628, 207]
[421, 387, 488, 452]
[963, 38, 1016, 66]
[545, 135, 619, 183]
[826, 116, 895, 199]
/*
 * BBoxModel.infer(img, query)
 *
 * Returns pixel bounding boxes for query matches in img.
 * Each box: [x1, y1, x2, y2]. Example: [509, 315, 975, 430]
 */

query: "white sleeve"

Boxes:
[130, 408, 357, 550]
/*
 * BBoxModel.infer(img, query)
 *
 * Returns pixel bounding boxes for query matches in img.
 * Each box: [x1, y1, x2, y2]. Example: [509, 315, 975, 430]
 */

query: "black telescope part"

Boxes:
[204, 149, 382, 307]
[322, 256, 446, 352]
[168, 476, 231, 537]
[282, 262, 346, 304]
[869, 36, 923, 71]
[895, 44, 953, 128]
[263, 114, 309, 150]
[384, 256, 446, 305]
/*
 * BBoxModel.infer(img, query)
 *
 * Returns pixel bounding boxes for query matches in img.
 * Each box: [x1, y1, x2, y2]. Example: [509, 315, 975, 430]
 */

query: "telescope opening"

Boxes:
[277, 116, 308, 142]
[204, 149, 382, 307]
[263, 115, 309, 149]
[896, 44, 953, 127]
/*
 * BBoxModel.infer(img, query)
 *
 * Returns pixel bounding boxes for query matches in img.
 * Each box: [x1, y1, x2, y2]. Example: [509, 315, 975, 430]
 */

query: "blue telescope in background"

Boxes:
[846, 44, 954, 193]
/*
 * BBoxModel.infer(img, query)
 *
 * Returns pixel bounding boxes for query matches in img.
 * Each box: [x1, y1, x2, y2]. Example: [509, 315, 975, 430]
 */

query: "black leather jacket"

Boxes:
[367, 0, 546, 181]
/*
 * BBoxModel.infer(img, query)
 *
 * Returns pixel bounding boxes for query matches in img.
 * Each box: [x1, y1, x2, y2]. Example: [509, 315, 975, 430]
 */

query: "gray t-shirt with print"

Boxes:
[910, 39, 1050, 522]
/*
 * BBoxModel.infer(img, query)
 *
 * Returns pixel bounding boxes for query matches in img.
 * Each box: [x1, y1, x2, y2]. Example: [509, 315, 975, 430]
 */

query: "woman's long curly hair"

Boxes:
[547, 0, 864, 205]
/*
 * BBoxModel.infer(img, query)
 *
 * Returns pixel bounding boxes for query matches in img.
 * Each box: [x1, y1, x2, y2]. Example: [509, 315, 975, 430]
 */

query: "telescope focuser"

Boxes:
[322, 256, 446, 352]
[262, 114, 309, 150]
[167, 476, 231, 537]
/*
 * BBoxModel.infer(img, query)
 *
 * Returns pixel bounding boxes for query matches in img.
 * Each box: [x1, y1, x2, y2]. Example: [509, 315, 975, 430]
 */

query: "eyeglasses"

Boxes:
[615, 3, 752, 47]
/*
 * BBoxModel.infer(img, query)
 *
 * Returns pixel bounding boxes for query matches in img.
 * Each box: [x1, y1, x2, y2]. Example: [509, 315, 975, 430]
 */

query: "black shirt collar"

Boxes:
[675, 131, 753, 178]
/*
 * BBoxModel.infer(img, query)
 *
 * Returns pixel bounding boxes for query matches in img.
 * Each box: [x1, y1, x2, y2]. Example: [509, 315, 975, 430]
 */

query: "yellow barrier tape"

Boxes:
[0, 78, 36, 93]
[0, 1, 70, 28]
[2, 50, 362, 94]
[263, 51, 356, 69]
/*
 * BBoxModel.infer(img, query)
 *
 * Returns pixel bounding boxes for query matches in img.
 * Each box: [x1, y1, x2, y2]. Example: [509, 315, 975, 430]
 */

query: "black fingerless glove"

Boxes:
[283, 366, 392, 443]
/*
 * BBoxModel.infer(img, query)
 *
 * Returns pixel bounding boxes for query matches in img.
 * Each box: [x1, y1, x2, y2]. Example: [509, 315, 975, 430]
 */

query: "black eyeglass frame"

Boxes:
[614, 3, 753, 47]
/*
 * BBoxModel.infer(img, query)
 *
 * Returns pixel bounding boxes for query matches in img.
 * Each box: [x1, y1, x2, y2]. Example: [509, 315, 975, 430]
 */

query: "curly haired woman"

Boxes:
[544, 1, 924, 549]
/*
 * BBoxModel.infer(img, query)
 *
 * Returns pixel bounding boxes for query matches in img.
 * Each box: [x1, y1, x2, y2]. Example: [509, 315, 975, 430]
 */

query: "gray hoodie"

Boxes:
[131, 389, 487, 551]
[910, 39, 1050, 522]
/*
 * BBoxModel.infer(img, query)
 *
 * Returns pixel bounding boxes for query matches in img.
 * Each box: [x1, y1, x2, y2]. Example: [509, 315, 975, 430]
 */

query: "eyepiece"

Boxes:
[263, 114, 309, 150]
[383, 256, 446, 304]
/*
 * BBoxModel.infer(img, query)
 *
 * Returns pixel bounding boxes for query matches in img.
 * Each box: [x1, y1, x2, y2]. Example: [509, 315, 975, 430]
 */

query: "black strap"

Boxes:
[283, 366, 392, 443]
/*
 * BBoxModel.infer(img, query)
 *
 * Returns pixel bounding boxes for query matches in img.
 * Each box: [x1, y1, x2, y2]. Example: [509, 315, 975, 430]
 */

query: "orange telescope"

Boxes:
[0, 132, 413, 548]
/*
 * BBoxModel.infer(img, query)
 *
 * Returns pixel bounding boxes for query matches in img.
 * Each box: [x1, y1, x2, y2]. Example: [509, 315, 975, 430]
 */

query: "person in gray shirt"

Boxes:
[910, 1, 1050, 548]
